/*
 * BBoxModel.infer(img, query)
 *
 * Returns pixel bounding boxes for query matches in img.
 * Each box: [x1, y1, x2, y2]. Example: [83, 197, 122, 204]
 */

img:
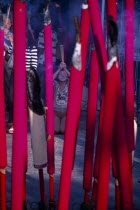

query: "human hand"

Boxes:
[8, 35, 13, 43]
[60, 62, 66, 69]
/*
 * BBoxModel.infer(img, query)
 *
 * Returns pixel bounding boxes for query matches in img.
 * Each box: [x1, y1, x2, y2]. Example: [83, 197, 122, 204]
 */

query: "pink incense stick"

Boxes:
[44, 8, 55, 206]
[106, 1, 121, 209]
[44, 13, 54, 176]
[0, 29, 7, 171]
[0, 27, 7, 210]
[96, 64, 119, 210]
[87, 0, 107, 202]
[113, 71, 134, 210]
[106, 0, 117, 19]
[125, 0, 135, 152]
[83, 49, 99, 203]
[87, 0, 108, 183]
[11, 1, 27, 210]
[88, 0, 107, 87]
[106, 1, 134, 209]
[58, 4, 90, 210]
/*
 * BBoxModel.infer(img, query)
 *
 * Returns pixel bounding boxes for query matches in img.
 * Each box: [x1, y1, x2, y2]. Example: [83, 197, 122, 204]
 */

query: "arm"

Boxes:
[53, 67, 61, 80]
[60, 62, 70, 77]
[5, 51, 10, 61]
[27, 70, 36, 102]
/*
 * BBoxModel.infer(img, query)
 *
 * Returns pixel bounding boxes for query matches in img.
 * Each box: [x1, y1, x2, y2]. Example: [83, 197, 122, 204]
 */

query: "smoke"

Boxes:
[134, 1, 140, 60]
[1, 0, 11, 6]
[58, 0, 83, 64]
[1, 0, 139, 60]
[117, 0, 140, 60]
[1, 0, 11, 13]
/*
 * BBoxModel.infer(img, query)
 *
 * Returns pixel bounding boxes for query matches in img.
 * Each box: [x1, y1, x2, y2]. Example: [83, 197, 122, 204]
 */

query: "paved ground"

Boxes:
[6, 111, 140, 209]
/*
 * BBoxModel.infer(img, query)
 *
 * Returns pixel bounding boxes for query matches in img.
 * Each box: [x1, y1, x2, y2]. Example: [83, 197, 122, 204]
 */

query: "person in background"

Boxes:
[26, 28, 48, 169]
[3, 14, 14, 133]
[53, 62, 70, 134]
[7, 27, 48, 169]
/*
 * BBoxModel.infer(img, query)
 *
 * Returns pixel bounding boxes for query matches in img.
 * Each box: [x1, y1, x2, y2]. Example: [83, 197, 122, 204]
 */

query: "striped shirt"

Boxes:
[8, 45, 38, 71]
[26, 46, 38, 71]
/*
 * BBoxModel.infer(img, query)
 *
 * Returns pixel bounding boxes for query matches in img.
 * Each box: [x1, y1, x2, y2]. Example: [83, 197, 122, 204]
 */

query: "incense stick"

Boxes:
[74, 16, 80, 43]
[7, 4, 11, 19]
[60, 44, 64, 63]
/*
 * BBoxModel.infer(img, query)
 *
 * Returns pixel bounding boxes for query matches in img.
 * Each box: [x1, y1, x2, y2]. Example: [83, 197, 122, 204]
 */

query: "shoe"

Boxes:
[8, 126, 14, 134]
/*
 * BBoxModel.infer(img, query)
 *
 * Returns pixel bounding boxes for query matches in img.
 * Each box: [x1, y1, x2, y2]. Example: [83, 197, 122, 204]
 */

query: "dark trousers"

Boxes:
[4, 67, 13, 123]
